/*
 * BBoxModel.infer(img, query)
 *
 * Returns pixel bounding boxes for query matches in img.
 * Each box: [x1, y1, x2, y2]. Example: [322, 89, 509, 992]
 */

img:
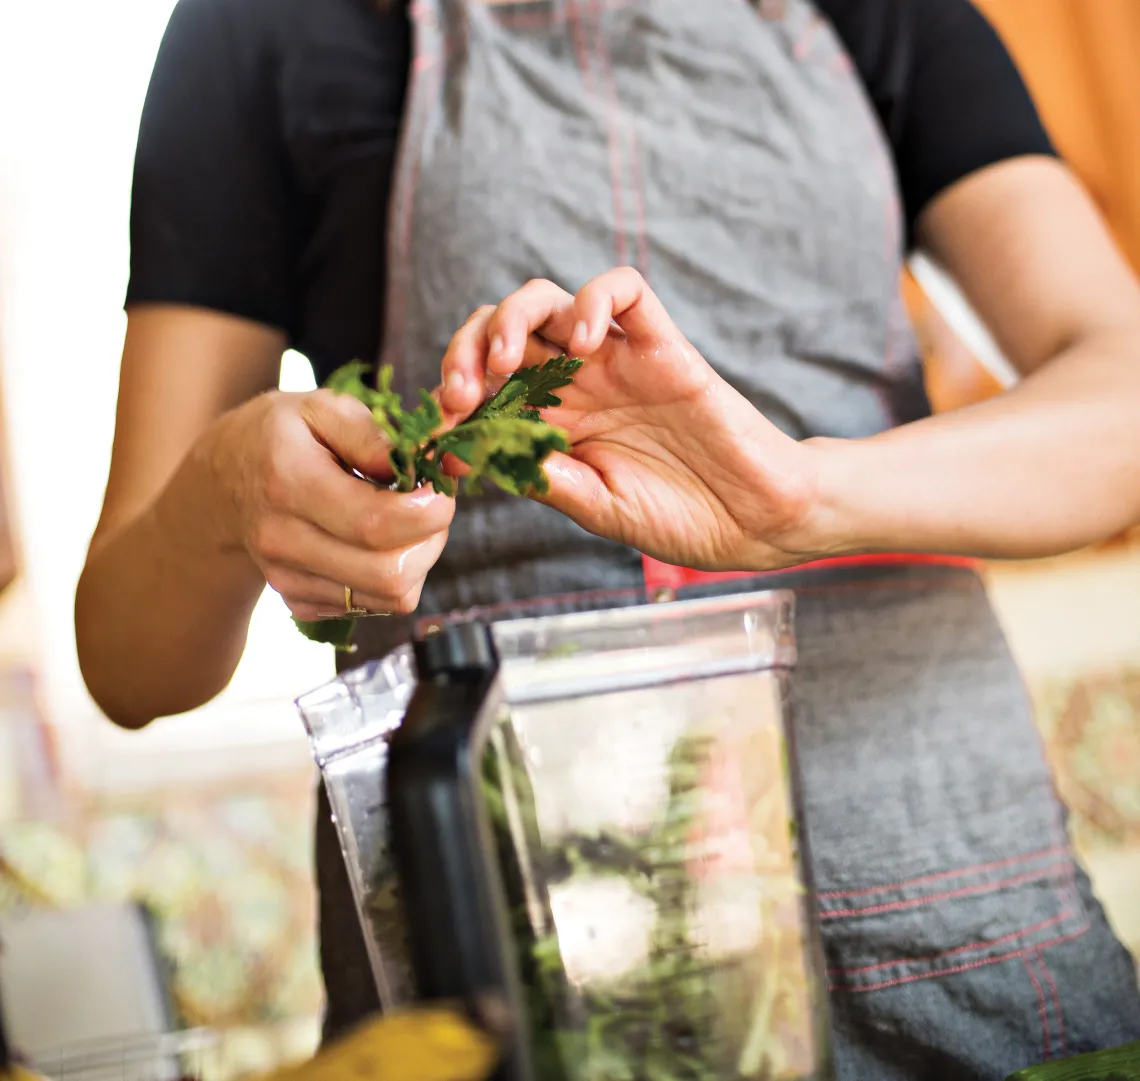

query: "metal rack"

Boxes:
[30, 1030, 220, 1081]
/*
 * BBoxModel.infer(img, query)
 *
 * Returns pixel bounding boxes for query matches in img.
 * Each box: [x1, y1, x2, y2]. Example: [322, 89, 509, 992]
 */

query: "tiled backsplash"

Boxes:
[0, 772, 323, 1055]
[986, 540, 1140, 965]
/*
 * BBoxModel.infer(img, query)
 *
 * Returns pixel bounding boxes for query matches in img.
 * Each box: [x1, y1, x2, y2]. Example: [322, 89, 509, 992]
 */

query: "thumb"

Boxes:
[302, 388, 395, 480]
[531, 451, 616, 538]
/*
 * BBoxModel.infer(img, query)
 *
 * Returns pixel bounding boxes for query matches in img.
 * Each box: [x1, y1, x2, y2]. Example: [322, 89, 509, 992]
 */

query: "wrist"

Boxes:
[733, 435, 867, 570]
[796, 435, 879, 558]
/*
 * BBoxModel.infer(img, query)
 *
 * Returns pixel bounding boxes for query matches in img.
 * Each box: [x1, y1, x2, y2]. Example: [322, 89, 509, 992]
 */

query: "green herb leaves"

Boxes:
[469, 353, 584, 422]
[325, 356, 581, 497]
[435, 418, 571, 498]
[326, 363, 447, 493]
[481, 724, 757, 1081]
[292, 356, 582, 647]
[291, 616, 357, 651]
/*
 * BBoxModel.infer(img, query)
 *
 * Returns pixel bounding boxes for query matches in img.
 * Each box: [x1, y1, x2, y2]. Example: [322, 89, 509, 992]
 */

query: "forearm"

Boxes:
[75, 437, 265, 728]
[803, 327, 1140, 560]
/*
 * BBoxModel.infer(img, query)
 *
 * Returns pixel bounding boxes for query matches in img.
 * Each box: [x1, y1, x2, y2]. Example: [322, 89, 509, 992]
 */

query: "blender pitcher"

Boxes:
[297, 589, 834, 1081]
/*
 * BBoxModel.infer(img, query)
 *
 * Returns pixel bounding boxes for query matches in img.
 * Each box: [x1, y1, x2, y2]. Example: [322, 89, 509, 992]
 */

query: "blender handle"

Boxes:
[387, 621, 533, 1081]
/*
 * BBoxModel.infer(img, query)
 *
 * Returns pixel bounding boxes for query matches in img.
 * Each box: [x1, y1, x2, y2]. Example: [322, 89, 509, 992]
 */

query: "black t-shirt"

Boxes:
[126, 0, 1053, 385]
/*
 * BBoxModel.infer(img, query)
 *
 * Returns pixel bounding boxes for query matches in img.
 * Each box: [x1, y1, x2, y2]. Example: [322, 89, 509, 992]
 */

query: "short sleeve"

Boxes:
[126, 0, 298, 336]
[819, 0, 1056, 242]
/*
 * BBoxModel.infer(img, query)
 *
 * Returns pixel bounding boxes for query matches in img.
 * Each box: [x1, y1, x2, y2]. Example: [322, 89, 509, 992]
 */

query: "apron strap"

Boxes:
[640, 553, 982, 592]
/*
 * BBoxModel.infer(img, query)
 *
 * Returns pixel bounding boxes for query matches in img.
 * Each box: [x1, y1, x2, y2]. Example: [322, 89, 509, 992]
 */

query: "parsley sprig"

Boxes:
[293, 355, 582, 647]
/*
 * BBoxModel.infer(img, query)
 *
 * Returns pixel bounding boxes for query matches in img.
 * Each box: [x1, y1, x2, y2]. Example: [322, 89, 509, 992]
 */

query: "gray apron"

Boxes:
[317, 1, 1140, 1076]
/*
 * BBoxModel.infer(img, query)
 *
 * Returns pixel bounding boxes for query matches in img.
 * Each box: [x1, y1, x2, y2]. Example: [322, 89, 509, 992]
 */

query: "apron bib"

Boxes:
[377, 0, 926, 621]
[318, 2, 1140, 1074]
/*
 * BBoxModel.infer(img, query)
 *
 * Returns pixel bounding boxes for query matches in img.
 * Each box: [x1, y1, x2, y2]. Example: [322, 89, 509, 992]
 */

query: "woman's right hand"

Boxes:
[200, 388, 455, 622]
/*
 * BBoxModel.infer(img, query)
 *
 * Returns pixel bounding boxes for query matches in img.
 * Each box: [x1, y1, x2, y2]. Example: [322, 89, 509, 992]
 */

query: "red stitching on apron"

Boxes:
[830, 50, 854, 76]
[565, 0, 594, 86]
[493, 4, 559, 30]
[792, 14, 822, 60]
[567, 0, 629, 265]
[626, 127, 651, 277]
[784, 0, 907, 421]
[1023, 955, 1052, 1061]
[818, 863, 1074, 920]
[589, 0, 651, 278]
[492, 0, 640, 31]
[825, 911, 1075, 977]
[1035, 951, 1068, 1057]
[641, 552, 981, 592]
[816, 844, 1070, 901]
[378, 1, 440, 383]
[827, 923, 1090, 994]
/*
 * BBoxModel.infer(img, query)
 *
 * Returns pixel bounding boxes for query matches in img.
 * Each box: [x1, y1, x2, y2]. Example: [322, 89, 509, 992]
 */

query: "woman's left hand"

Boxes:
[440, 268, 827, 571]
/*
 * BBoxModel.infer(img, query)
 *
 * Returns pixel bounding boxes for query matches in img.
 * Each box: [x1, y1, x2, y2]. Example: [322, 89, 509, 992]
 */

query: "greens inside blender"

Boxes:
[367, 673, 825, 1081]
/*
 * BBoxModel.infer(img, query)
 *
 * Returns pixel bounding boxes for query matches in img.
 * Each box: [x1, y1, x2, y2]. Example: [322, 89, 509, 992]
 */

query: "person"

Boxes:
[75, 0, 1140, 1076]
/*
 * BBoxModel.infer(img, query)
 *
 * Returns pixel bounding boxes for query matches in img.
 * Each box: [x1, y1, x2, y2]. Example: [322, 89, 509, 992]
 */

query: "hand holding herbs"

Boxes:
[324, 354, 581, 498]
[201, 385, 453, 642]
[441, 268, 825, 575]
[292, 356, 582, 646]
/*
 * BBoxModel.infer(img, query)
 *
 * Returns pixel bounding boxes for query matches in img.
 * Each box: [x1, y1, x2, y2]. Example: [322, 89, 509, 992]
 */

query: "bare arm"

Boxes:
[76, 305, 454, 729]
[75, 305, 284, 727]
[437, 164, 1140, 575]
[806, 157, 1140, 558]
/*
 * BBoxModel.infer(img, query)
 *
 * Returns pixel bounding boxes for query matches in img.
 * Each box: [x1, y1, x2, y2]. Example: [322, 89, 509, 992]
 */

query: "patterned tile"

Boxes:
[0, 775, 322, 1033]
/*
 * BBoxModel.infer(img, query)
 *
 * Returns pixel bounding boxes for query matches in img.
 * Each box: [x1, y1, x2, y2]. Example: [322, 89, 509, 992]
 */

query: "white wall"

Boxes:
[0, 1, 334, 791]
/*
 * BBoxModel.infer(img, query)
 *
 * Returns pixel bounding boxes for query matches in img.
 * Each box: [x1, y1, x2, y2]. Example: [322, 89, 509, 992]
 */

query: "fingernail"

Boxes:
[490, 334, 505, 358]
[572, 321, 589, 348]
[446, 370, 466, 397]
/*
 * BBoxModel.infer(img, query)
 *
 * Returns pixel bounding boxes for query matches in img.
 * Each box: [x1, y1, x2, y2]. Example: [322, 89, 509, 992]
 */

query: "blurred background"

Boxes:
[0, 0, 1137, 1076]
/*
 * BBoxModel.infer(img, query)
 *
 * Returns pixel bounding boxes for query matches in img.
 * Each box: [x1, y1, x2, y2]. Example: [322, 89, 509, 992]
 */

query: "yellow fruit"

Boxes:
[273, 1007, 501, 1081]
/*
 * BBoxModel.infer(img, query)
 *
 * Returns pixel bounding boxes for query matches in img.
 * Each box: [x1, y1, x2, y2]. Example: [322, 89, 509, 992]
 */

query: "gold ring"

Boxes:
[344, 585, 367, 616]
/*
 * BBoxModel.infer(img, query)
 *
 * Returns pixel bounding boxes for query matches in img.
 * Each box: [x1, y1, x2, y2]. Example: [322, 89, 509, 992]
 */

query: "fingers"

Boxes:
[569, 267, 681, 354]
[485, 279, 578, 373]
[262, 524, 449, 620]
[271, 575, 400, 622]
[307, 470, 453, 550]
[442, 269, 679, 414]
[440, 306, 497, 415]
[529, 450, 616, 538]
[301, 389, 395, 480]
[266, 420, 455, 548]
[245, 393, 457, 622]
[440, 281, 575, 413]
